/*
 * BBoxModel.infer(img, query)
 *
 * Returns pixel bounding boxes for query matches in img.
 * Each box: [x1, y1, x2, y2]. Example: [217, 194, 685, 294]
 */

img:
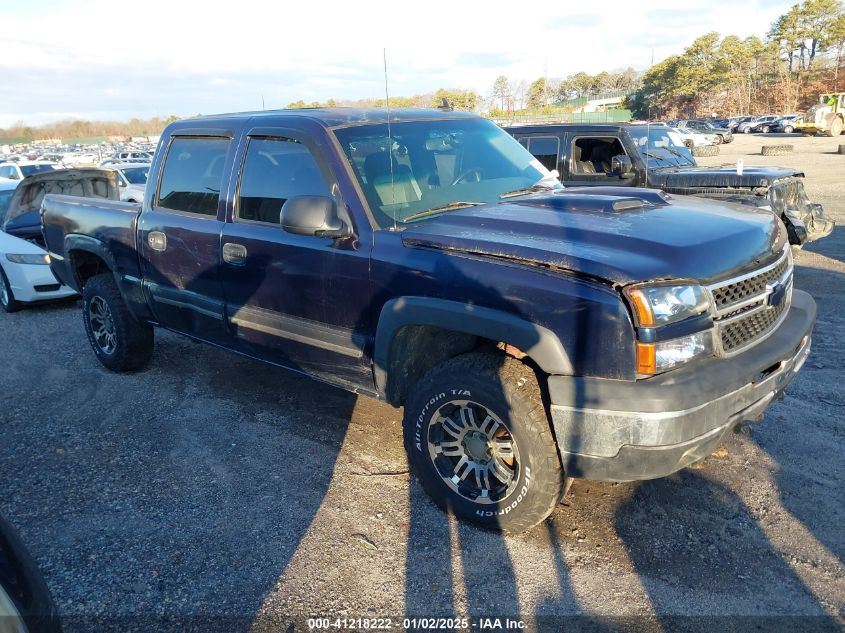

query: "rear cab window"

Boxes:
[157, 137, 230, 216]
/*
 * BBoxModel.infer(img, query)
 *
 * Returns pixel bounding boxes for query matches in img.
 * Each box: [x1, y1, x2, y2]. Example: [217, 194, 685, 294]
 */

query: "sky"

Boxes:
[0, 0, 797, 127]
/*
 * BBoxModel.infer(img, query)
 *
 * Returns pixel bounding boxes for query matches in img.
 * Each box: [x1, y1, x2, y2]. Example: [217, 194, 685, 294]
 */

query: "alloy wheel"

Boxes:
[426, 400, 520, 504]
[89, 296, 117, 354]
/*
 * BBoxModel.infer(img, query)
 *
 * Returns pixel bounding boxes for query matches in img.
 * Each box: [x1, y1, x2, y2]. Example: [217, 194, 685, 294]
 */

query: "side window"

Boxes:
[157, 137, 230, 216]
[237, 137, 331, 224]
[526, 136, 560, 171]
[0, 166, 10, 178]
[570, 137, 626, 176]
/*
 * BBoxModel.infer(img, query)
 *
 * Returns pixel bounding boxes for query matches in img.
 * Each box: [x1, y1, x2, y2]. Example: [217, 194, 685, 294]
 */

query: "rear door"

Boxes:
[219, 127, 374, 389]
[138, 133, 235, 341]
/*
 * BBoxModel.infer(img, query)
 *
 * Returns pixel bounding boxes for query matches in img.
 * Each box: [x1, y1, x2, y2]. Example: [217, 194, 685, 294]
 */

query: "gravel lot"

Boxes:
[1, 133, 843, 632]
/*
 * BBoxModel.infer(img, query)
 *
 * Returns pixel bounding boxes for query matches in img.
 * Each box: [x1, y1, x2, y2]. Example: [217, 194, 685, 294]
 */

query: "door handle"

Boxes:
[148, 231, 167, 251]
[223, 242, 247, 265]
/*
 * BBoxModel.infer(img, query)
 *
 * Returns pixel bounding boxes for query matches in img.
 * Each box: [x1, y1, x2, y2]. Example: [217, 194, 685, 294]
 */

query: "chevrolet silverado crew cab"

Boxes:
[506, 123, 834, 246]
[42, 109, 816, 532]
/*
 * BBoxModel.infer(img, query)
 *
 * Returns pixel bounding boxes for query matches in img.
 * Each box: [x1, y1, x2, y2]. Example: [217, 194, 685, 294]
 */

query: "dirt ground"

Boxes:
[0, 132, 843, 632]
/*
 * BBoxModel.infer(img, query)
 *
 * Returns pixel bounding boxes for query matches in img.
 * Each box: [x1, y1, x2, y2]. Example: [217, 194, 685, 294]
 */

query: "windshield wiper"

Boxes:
[402, 201, 483, 223]
[660, 145, 695, 165]
[499, 183, 557, 199]
[641, 150, 675, 166]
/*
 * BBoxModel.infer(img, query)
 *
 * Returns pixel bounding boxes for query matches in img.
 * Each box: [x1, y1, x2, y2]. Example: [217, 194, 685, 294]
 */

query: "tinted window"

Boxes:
[527, 136, 559, 171]
[0, 166, 13, 178]
[158, 137, 229, 216]
[121, 166, 149, 185]
[20, 164, 56, 177]
[237, 138, 330, 224]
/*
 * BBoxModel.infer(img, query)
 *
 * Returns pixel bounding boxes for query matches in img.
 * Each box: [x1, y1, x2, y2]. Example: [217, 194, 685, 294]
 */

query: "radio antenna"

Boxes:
[383, 47, 397, 231]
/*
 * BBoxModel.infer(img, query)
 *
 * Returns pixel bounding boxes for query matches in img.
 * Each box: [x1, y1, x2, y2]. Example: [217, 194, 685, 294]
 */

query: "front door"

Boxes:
[562, 135, 636, 187]
[220, 130, 374, 389]
[139, 135, 234, 341]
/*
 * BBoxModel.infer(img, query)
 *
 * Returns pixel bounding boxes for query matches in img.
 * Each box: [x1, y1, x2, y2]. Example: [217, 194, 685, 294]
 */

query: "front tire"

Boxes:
[82, 273, 153, 372]
[783, 125, 794, 134]
[0, 266, 21, 313]
[403, 352, 563, 533]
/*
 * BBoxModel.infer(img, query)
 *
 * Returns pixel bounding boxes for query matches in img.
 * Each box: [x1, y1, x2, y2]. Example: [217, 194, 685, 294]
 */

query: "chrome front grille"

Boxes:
[707, 246, 793, 357]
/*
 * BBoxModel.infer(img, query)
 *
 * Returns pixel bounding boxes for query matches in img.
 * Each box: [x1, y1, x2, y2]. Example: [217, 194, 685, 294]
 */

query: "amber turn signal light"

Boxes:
[636, 342, 656, 375]
[627, 289, 655, 327]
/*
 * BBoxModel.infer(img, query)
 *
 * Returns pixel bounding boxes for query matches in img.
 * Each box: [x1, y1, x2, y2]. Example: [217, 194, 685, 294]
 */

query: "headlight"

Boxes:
[625, 284, 711, 326]
[5, 253, 50, 265]
[636, 331, 713, 374]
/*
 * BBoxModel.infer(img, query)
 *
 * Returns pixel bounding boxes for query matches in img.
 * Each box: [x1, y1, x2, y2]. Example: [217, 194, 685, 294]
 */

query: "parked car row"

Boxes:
[727, 114, 807, 134]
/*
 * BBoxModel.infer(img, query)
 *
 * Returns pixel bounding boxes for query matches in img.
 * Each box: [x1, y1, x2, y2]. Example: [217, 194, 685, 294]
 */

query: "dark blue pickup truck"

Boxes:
[41, 108, 816, 532]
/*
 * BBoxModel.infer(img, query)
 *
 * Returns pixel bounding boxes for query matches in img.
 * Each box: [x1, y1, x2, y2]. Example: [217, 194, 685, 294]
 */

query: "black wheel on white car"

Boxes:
[403, 352, 563, 533]
[82, 273, 153, 372]
[0, 266, 21, 313]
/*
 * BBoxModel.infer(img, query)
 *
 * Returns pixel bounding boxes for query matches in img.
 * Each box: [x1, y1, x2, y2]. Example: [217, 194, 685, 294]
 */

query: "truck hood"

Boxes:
[651, 166, 803, 190]
[401, 188, 783, 286]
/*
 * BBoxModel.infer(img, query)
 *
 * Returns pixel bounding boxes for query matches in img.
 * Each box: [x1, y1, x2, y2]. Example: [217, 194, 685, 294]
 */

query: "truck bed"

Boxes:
[41, 195, 142, 292]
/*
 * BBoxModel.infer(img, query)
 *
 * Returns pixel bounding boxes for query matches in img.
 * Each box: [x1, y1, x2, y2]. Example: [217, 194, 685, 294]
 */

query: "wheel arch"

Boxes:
[65, 235, 119, 292]
[374, 297, 572, 406]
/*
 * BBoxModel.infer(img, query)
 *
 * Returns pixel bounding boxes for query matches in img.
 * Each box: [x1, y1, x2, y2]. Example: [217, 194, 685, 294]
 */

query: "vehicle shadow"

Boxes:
[754, 249, 845, 569]
[614, 471, 840, 633]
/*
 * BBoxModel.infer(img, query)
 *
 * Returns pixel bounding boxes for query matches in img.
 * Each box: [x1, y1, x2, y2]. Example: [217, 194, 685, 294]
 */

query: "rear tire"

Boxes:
[0, 266, 21, 313]
[403, 352, 564, 533]
[82, 273, 153, 372]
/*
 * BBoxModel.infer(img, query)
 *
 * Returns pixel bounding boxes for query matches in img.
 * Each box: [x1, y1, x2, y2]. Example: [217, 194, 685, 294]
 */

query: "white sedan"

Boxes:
[668, 127, 717, 148]
[0, 179, 77, 312]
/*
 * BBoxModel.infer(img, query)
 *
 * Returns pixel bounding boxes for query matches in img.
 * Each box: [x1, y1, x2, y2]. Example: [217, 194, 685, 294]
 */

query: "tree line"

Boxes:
[0, 115, 181, 142]
[627, 0, 845, 118]
[5, 1, 843, 141]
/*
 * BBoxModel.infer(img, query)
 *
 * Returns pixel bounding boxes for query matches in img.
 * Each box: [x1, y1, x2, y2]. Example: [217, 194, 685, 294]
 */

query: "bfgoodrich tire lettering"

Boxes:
[403, 352, 563, 533]
[82, 273, 154, 372]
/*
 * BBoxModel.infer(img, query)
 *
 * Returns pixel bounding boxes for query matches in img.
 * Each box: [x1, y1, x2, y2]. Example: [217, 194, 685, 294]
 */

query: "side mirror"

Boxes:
[549, 169, 560, 180]
[611, 155, 634, 177]
[280, 195, 349, 238]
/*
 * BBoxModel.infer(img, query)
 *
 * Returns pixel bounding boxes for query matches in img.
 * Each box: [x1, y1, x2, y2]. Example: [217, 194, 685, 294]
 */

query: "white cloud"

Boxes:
[0, 0, 795, 125]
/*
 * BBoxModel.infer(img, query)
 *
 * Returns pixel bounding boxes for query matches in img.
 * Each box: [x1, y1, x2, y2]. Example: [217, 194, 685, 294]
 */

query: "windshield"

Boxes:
[628, 126, 696, 168]
[121, 166, 149, 185]
[333, 117, 560, 228]
[20, 164, 56, 177]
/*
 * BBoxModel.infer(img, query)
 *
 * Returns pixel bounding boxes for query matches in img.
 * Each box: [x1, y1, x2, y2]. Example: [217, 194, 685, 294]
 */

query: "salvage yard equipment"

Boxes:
[795, 93, 845, 137]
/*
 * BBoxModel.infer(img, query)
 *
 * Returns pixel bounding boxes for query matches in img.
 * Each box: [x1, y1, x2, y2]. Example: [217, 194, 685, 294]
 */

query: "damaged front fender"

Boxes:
[690, 177, 834, 246]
